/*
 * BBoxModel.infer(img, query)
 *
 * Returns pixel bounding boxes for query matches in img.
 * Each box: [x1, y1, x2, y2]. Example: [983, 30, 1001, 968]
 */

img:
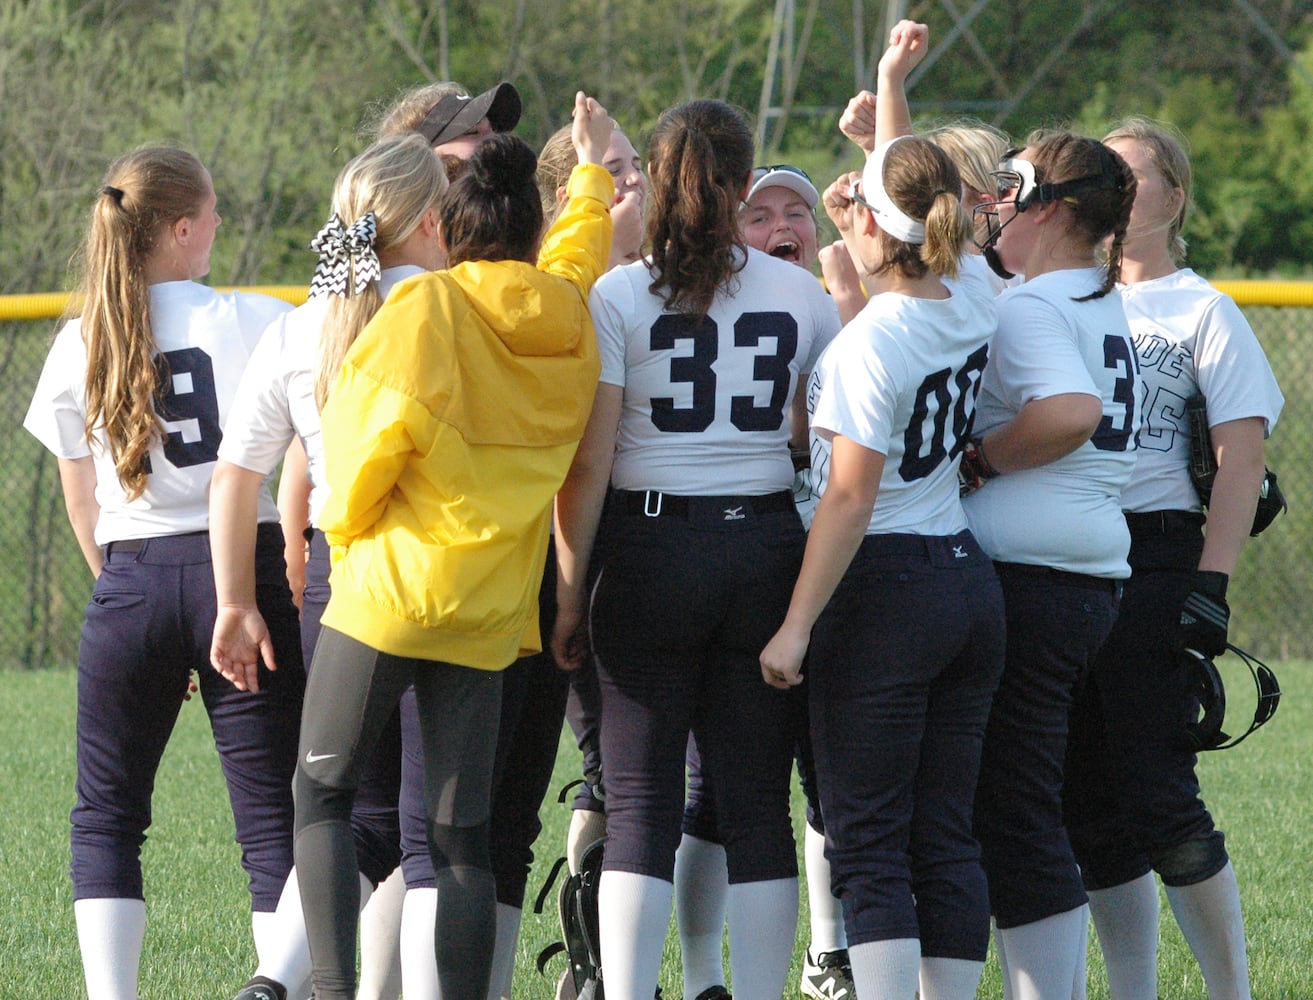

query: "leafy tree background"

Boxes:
[2, 0, 1311, 297]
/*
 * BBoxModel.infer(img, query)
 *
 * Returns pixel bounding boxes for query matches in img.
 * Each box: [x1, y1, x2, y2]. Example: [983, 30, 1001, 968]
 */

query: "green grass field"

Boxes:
[2, 664, 1310, 999]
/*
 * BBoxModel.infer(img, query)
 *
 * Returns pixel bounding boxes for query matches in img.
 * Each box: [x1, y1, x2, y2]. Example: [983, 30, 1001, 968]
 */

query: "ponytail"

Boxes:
[78, 146, 209, 500]
[646, 100, 753, 318]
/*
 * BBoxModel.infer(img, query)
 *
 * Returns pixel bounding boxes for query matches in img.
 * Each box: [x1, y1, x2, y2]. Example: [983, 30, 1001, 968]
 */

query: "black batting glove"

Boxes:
[1178, 570, 1229, 656]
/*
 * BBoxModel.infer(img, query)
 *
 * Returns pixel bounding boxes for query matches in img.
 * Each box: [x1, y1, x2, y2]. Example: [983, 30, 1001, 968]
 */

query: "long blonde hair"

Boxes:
[78, 146, 210, 500]
[1104, 115, 1193, 265]
[314, 133, 449, 409]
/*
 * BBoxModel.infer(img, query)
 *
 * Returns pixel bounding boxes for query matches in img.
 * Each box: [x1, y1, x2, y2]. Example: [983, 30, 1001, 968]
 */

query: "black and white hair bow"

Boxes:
[308, 212, 381, 298]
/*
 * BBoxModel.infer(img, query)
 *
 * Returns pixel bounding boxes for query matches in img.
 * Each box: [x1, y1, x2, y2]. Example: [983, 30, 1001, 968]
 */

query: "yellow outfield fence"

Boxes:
[2, 281, 1312, 668]
[0, 281, 1309, 323]
[0, 287, 309, 322]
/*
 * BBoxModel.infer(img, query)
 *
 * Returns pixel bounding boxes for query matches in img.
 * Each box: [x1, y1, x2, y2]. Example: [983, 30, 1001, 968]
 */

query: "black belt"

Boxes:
[617, 489, 794, 521]
[105, 538, 146, 555]
[993, 561, 1120, 593]
[1124, 510, 1205, 539]
[104, 529, 212, 557]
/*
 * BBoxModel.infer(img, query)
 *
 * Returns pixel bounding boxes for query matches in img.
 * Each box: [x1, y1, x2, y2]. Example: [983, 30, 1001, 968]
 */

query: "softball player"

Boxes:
[551, 99, 841, 1000]
[208, 133, 448, 1000]
[961, 133, 1139, 1000]
[22, 146, 303, 1000]
[291, 96, 613, 1000]
[1063, 117, 1283, 1000]
[761, 133, 1004, 1000]
[672, 162, 853, 1000]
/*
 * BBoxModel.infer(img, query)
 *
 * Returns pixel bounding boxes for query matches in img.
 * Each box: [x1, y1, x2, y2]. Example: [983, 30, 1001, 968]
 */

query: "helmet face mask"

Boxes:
[1178, 644, 1281, 752]
[972, 155, 1037, 277]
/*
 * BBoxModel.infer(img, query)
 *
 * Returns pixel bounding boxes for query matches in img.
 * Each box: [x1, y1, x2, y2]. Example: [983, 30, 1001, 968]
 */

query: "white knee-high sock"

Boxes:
[995, 905, 1089, 1000]
[359, 866, 405, 1000]
[848, 938, 920, 1000]
[1088, 873, 1158, 1000]
[599, 871, 674, 1000]
[726, 876, 798, 1000]
[75, 897, 146, 1000]
[567, 809, 607, 874]
[1163, 862, 1251, 1000]
[1071, 907, 1089, 1000]
[919, 956, 984, 1000]
[249, 868, 370, 1000]
[674, 834, 729, 995]
[487, 903, 523, 1000]
[400, 886, 439, 1000]
[804, 824, 847, 954]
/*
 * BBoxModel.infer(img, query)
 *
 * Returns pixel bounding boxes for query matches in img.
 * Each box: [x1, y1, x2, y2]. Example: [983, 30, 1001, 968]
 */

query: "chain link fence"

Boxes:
[2, 286, 1309, 669]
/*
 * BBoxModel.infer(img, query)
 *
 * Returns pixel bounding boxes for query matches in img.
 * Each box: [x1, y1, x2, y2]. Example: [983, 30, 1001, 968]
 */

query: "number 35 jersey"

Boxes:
[591, 248, 841, 496]
[963, 267, 1139, 579]
[809, 261, 996, 538]
[24, 280, 291, 544]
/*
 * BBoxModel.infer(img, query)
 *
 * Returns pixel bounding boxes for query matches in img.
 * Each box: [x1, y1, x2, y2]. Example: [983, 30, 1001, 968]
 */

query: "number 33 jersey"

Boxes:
[809, 260, 996, 538]
[24, 280, 291, 543]
[591, 248, 841, 495]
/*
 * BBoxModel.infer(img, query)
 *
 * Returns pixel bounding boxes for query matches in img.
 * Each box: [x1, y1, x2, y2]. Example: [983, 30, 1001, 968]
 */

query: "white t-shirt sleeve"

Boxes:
[218, 316, 297, 475]
[800, 280, 843, 373]
[1193, 294, 1284, 434]
[590, 269, 634, 389]
[811, 333, 902, 456]
[23, 322, 92, 459]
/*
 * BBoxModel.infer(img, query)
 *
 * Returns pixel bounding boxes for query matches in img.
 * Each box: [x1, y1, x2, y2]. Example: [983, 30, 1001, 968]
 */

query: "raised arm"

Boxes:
[875, 20, 929, 146]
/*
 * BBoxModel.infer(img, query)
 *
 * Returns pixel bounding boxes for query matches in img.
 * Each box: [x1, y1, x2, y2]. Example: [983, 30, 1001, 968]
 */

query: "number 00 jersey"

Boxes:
[591, 248, 841, 496]
[808, 262, 996, 537]
[24, 281, 290, 544]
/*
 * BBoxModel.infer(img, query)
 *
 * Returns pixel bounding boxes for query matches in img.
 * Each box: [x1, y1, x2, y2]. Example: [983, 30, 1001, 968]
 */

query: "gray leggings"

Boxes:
[294, 626, 503, 1000]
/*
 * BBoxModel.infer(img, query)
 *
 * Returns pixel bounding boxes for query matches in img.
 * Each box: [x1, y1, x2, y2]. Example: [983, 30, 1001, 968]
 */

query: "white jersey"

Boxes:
[1118, 268, 1283, 513]
[592, 247, 841, 495]
[808, 262, 996, 536]
[963, 267, 1138, 578]
[24, 281, 291, 544]
[219, 265, 427, 526]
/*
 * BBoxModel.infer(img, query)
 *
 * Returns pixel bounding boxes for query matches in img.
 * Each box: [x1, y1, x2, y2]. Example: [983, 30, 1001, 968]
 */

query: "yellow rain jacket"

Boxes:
[318, 164, 613, 670]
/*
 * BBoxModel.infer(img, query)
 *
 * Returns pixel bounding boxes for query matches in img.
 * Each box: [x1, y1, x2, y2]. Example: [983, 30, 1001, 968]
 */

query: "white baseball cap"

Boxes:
[746, 164, 819, 209]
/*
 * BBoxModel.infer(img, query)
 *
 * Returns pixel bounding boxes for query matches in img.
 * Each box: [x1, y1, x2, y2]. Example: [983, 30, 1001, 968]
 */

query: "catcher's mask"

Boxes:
[973, 150, 1121, 279]
[1178, 644, 1281, 752]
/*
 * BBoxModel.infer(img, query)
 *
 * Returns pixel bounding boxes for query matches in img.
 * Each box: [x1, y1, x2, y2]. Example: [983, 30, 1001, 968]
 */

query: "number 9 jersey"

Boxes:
[590, 247, 840, 495]
[24, 281, 291, 541]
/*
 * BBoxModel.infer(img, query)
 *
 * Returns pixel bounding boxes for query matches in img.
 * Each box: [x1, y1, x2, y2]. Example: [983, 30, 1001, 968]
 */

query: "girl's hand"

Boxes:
[822, 172, 863, 236]
[572, 91, 614, 167]
[839, 91, 878, 154]
[761, 625, 809, 690]
[878, 20, 929, 87]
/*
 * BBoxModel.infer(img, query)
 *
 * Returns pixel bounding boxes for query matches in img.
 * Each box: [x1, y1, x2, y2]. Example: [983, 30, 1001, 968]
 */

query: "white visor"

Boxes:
[858, 136, 926, 245]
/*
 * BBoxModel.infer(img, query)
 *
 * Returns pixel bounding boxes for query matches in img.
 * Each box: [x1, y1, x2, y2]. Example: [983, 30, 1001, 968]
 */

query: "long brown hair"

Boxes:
[1024, 131, 1137, 300]
[78, 146, 210, 500]
[314, 134, 449, 409]
[646, 100, 753, 318]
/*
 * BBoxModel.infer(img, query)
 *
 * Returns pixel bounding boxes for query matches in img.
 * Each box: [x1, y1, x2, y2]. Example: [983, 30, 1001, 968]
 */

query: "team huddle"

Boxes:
[23, 19, 1282, 1000]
